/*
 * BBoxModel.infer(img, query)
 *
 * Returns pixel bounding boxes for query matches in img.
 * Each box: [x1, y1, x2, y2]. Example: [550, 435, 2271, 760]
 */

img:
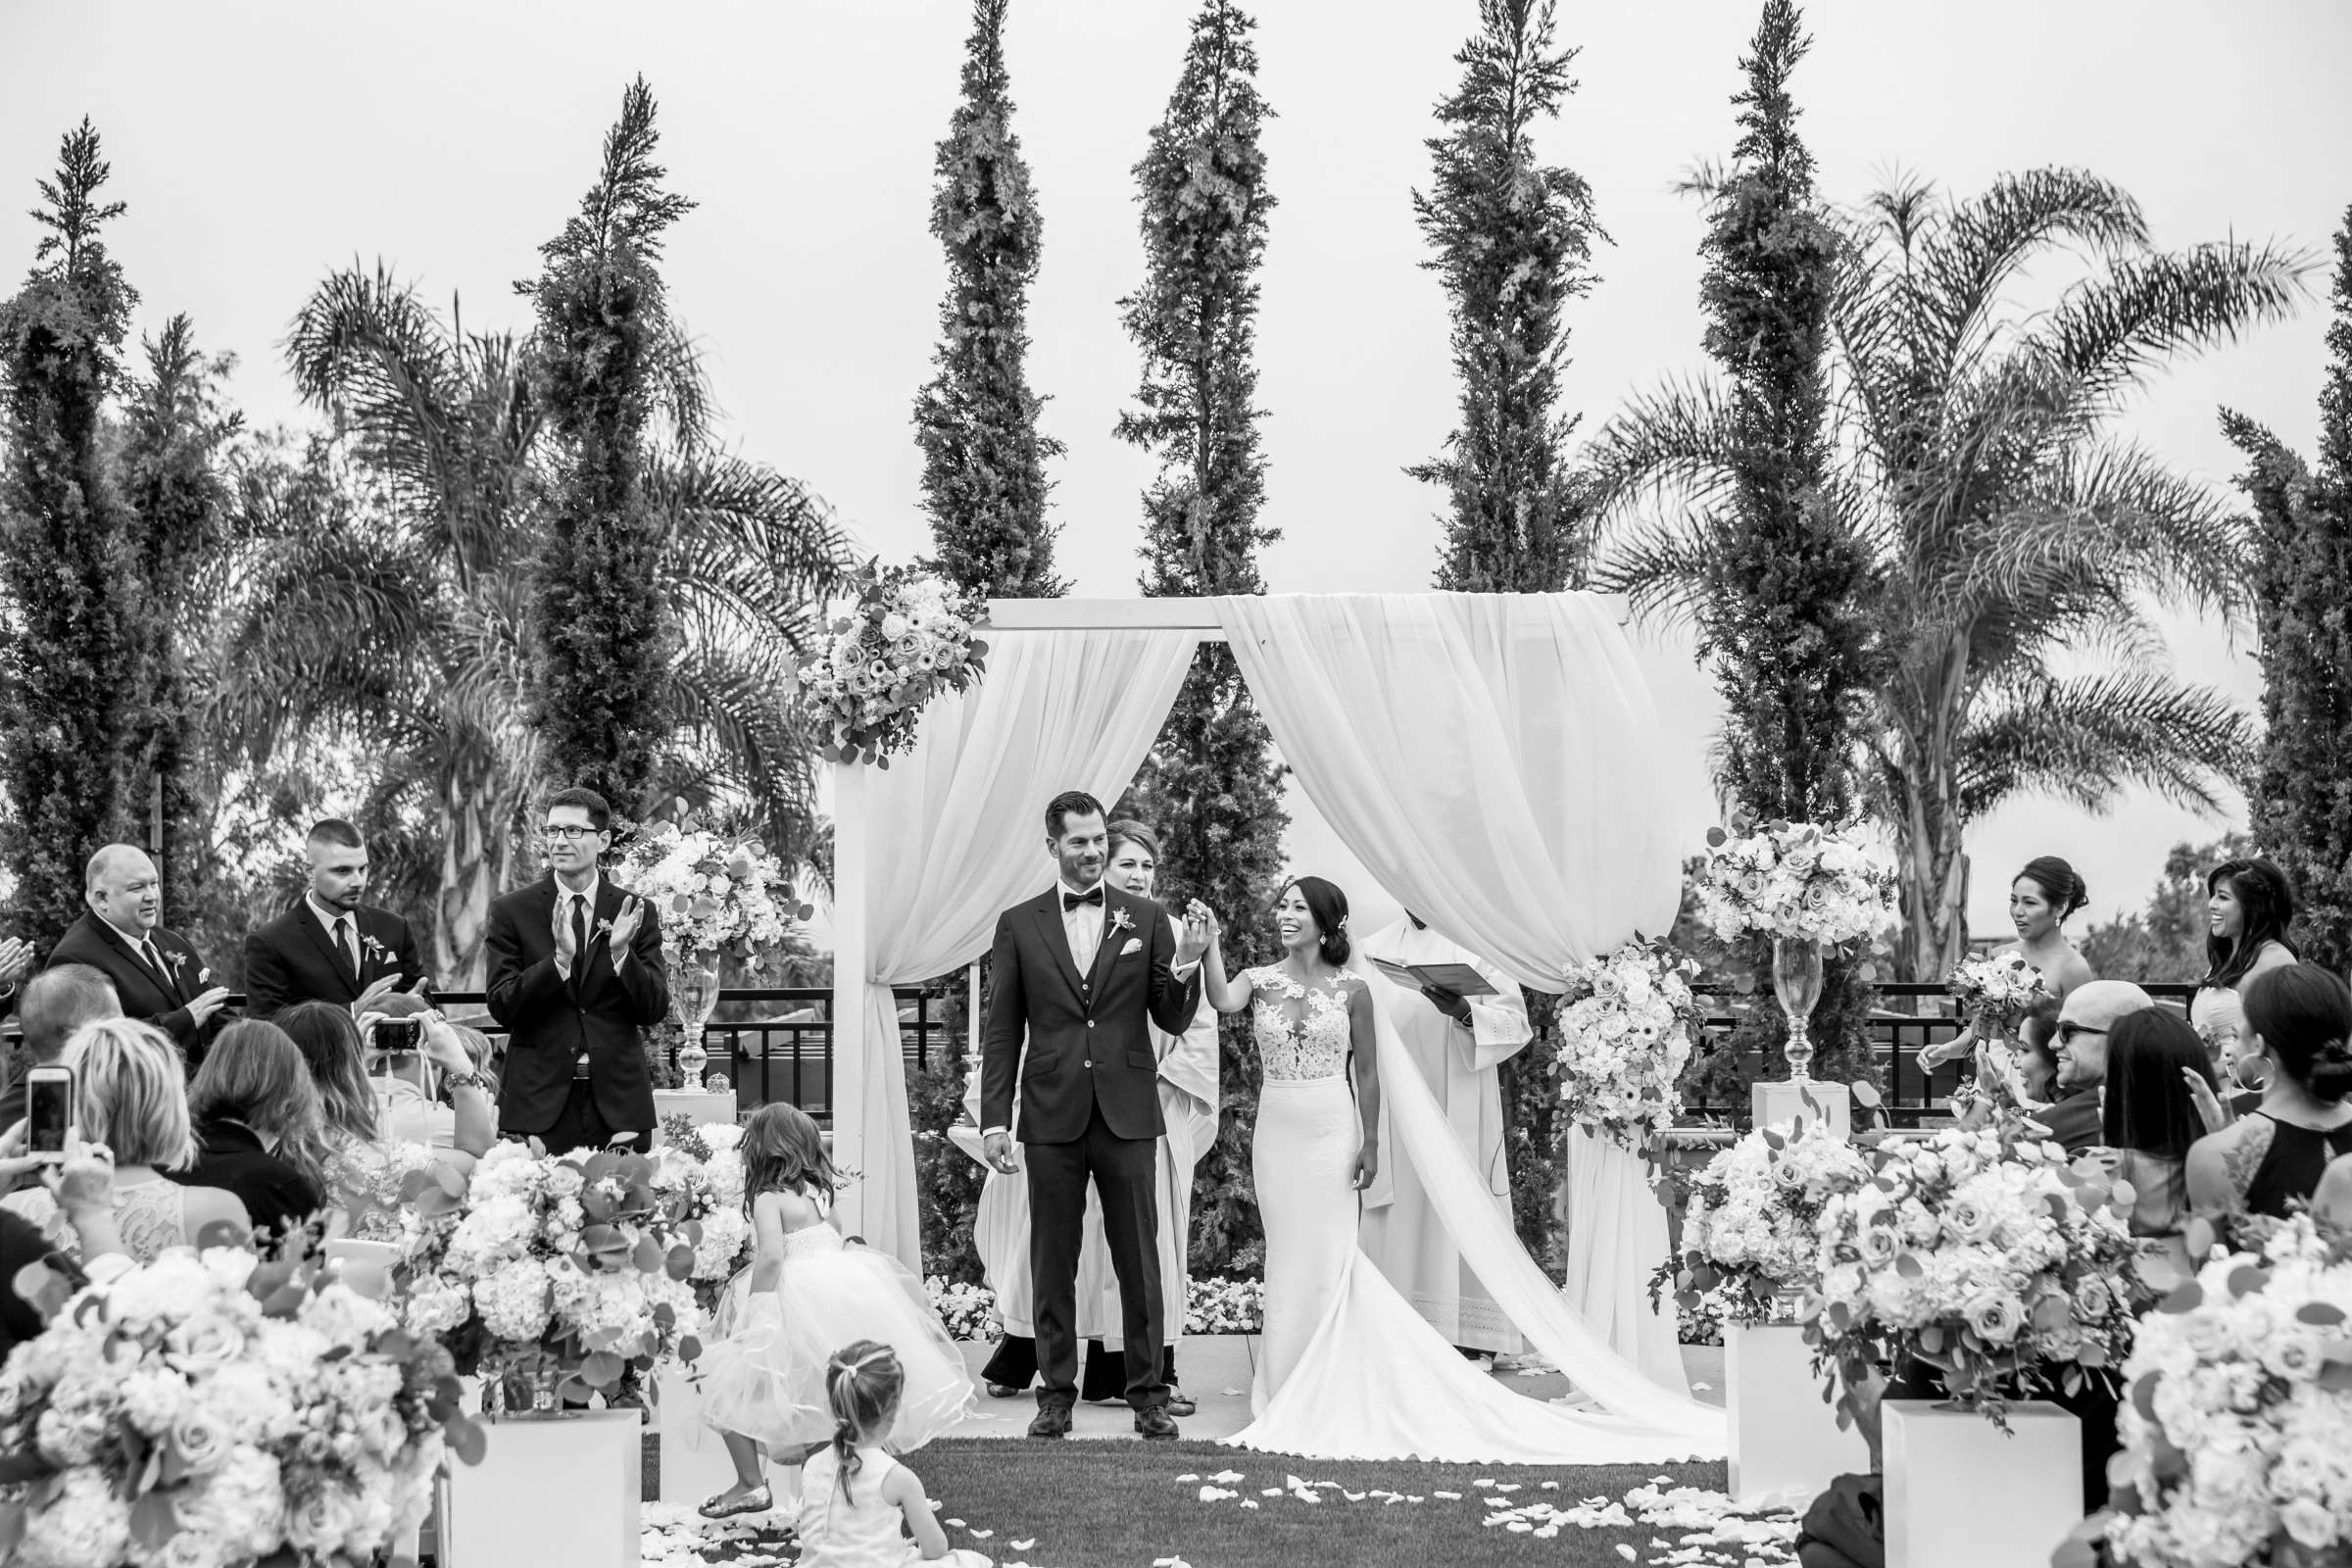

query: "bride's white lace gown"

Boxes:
[1230, 964, 1719, 1464]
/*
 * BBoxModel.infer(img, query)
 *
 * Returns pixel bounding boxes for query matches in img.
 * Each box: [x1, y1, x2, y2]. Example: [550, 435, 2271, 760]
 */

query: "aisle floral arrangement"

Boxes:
[650, 1116, 755, 1310]
[1805, 1127, 2146, 1427]
[1554, 938, 1704, 1153]
[612, 816, 811, 962]
[918, 1275, 1268, 1342]
[798, 561, 989, 765]
[2071, 1213, 2352, 1568]
[392, 1143, 706, 1403]
[1692, 818, 1896, 946]
[0, 1248, 478, 1568]
[1658, 1120, 1875, 1326]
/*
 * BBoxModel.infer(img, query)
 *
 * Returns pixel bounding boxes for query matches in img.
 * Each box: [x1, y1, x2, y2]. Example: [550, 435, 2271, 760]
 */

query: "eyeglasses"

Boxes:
[2056, 1022, 2109, 1046]
[542, 825, 602, 841]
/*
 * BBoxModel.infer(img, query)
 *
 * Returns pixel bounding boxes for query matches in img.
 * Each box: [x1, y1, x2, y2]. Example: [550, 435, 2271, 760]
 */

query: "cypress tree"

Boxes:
[915, 0, 1065, 600]
[1409, 0, 1603, 592]
[0, 120, 143, 934]
[521, 76, 694, 811]
[2231, 202, 2352, 970]
[1114, 0, 1288, 1277]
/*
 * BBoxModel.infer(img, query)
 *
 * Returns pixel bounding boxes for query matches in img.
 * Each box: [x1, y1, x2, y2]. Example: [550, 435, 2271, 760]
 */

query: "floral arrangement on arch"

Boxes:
[0, 1247, 479, 1568]
[798, 560, 989, 766]
[612, 815, 811, 963]
[391, 1143, 705, 1403]
[2071, 1212, 2352, 1568]
[1692, 818, 1896, 946]
[1804, 1126, 2147, 1429]
[1553, 937, 1704, 1153]
[1656, 1118, 1875, 1328]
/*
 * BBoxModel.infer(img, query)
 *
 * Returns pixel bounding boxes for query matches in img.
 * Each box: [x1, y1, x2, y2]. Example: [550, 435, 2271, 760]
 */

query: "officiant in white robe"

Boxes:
[1357, 912, 1532, 1356]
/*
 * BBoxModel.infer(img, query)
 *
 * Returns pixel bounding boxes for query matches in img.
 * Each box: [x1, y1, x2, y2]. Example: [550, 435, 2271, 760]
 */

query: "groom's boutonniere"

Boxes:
[1107, 907, 1136, 937]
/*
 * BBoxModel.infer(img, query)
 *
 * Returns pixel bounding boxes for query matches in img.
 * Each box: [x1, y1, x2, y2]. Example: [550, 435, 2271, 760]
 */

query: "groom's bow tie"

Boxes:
[1061, 887, 1104, 911]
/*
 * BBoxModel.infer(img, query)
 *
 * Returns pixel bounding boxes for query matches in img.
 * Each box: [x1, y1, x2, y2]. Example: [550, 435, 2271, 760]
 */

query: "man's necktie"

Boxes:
[336, 917, 361, 982]
[1062, 887, 1103, 910]
[139, 939, 172, 994]
[570, 896, 591, 983]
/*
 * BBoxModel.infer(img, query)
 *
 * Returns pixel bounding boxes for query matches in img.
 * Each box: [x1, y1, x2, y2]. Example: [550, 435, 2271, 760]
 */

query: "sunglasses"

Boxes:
[2056, 1021, 2109, 1046]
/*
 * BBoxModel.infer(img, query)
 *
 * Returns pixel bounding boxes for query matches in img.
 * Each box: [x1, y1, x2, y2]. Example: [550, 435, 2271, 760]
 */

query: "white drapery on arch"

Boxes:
[828, 592, 1696, 1404]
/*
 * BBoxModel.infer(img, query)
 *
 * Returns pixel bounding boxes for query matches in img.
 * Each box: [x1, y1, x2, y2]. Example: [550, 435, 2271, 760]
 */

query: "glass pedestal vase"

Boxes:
[1771, 936, 1827, 1081]
[670, 953, 721, 1091]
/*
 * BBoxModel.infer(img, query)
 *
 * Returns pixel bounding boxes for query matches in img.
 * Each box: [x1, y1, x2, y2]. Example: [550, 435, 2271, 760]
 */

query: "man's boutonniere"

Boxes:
[593, 918, 615, 944]
[1107, 907, 1136, 937]
[163, 949, 187, 976]
[362, 934, 392, 964]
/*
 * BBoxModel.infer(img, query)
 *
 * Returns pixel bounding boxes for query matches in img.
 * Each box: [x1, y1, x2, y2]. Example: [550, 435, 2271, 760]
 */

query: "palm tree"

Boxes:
[212, 266, 850, 984]
[1587, 170, 2312, 979]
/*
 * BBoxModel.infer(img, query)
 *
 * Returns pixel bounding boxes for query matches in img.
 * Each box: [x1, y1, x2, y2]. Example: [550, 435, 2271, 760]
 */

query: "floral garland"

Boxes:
[1656, 1120, 1874, 1328]
[2082, 1213, 2352, 1567]
[1804, 1126, 2147, 1428]
[1692, 818, 1895, 946]
[798, 561, 989, 765]
[391, 1143, 705, 1401]
[0, 1248, 476, 1568]
[917, 1276, 1268, 1342]
[612, 816, 811, 961]
[1554, 938, 1702, 1153]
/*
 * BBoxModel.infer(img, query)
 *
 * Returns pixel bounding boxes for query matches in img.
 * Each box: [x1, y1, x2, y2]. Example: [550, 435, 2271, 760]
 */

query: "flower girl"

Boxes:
[697, 1103, 975, 1518]
[798, 1341, 991, 1567]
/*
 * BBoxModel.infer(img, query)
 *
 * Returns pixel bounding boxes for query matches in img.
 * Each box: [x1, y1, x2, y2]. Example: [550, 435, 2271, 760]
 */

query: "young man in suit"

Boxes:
[484, 787, 667, 1155]
[979, 789, 1212, 1441]
[243, 819, 431, 1019]
[46, 846, 231, 1066]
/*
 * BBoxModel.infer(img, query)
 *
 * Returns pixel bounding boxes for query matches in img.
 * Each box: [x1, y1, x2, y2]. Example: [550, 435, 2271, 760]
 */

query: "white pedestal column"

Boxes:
[1882, 1399, 2081, 1568]
[1725, 1322, 1866, 1503]
[829, 760, 870, 1240]
[443, 1408, 641, 1568]
[1751, 1079, 1850, 1139]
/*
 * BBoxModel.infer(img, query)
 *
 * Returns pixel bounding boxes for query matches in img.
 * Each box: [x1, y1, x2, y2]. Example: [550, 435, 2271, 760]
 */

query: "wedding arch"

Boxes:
[823, 591, 1694, 1393]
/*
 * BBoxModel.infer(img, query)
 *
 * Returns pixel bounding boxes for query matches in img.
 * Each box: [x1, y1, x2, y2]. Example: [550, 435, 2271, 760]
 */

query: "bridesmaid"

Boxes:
[1922, 856, 2095, 1069]
[2188, 857, 2299, 1070]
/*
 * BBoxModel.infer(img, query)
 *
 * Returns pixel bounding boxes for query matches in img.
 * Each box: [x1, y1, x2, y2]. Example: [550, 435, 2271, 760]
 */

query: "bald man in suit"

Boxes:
[46, 846, 232, 1066]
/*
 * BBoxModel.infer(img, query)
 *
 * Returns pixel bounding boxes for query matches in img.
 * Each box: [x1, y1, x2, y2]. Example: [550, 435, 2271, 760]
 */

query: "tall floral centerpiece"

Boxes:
[798, 560, 990, 766]
[1554, 938, 1704, 1154]
[0, 1248, 479, 1568]
[392, 1144, 706, 1411]
[613, 816, 811, 1090]
[1691, 818, 1895, 1081]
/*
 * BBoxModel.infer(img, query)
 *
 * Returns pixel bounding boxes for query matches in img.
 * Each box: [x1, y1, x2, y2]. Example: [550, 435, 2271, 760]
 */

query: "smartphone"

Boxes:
[25, 1065, 73, 1163]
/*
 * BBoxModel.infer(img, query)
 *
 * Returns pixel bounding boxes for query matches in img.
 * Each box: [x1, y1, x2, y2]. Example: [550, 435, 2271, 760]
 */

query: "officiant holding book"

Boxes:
[1357, 911, 1531, 1359]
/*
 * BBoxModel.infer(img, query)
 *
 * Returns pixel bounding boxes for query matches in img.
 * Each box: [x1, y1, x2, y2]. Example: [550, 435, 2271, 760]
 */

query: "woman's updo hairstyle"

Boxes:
[2241, 962, 2352, 1104]
[2015, 857, 2088, 921]
[1280, 876, 1351, 967]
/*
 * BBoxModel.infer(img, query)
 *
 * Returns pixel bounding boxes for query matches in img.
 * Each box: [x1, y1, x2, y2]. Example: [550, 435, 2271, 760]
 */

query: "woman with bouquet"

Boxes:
[1923, 856, 2095, 1070]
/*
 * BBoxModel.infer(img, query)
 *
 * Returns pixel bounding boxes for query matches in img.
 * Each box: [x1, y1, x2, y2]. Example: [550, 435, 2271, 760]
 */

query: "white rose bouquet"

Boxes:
[0, 1247, 479, 1568]
[1805, 1127, 2147, 1428]
[1183, 1277, 1266, 1336]
[798, 561, 990, 765]
[395, 1143, 707, 1403]
[1693, 819, 1896, 946]
[1659, 1120, 1875, 1326]
[1555, 938, 1703, 1153]
[926, 1278, 1004, 1343]
[1946, 951, 2050, 1017]
[2081, 1214, 2352, 1568]
[612, 816, 810, 962]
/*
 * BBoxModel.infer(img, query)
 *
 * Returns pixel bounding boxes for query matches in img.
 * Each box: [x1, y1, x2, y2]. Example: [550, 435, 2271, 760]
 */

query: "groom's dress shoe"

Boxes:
[1134, 1406, 1180, 1441]
[1027, 1405, 1072, 1439]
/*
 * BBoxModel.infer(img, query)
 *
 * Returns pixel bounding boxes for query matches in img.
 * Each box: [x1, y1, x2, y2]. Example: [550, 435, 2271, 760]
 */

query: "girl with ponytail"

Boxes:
[795, 1340, 989, 1566]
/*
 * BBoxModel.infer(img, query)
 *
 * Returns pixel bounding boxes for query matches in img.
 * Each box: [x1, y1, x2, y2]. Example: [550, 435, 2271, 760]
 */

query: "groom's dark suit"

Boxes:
[981, 883, 1201, 1414]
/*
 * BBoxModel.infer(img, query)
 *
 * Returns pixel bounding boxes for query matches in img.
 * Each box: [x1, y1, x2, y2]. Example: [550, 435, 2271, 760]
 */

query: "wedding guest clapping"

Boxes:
[47, 846, 232, 1066]
[242, 818, 431, 1020]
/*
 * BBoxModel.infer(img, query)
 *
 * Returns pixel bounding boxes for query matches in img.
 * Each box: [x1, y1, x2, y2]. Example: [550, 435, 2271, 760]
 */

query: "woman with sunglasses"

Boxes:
[2189, 858, 2299, 1065]
[2185, 963, 2352, 1221]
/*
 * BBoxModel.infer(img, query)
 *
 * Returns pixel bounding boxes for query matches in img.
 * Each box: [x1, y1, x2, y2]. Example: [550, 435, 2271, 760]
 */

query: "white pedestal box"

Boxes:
[1752, 1079, 1850, 1140]
[653, 1090, 739, 1142]
[1725, 1322, 1865, 1503]
[1882, 1399, 2081, 1568]
[441, 1408, 641, 1568]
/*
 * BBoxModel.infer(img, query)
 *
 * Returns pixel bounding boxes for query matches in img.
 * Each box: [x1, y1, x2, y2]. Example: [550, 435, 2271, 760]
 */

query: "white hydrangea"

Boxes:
[1692, 820, 1895, 945]
[1555, 940, 1701, 1152]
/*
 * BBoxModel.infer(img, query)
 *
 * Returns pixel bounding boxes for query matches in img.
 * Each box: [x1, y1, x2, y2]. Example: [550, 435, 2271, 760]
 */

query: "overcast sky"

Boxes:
[4, 1, 2347, 945]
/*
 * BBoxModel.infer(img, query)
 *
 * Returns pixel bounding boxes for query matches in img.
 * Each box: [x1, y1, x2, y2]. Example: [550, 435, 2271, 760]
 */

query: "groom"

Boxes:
[980, 790, 1210, 1440]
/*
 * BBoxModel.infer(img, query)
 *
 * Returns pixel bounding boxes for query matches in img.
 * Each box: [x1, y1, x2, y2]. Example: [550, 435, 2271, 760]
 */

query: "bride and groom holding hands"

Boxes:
[979, 788, 1721, 1463]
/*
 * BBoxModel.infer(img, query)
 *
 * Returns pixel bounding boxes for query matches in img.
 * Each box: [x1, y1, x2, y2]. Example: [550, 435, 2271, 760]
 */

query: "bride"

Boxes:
[1194, 875, 1721, 1464]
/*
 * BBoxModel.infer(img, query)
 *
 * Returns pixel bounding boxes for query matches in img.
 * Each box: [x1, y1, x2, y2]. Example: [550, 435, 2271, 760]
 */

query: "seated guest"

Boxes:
[0, 1019, 249, 1260]
[0, 1138, 131, 1361]
[2187, 963, 2352, 1220]
[2100, 1009, 2215, 1281]
[360, 993, 499, 1152]
[2035, 981, 2155, 1152]
[276, 1000, 491, 1234]
[242, 818, 430, 1019]
[0, 964, 121, 1125]
[1956, 997, 2063, 1130]
[46, 846, 233, 1066]
[2313, 1151, 2352, 1231]
[176, 1019, 330, 1245]
[0, 934, 30, 1017]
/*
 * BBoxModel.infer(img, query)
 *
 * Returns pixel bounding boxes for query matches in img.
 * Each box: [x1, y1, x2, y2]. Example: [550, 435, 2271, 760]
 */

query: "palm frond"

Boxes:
[1587, 514, 1721, 629]
[1579, 378, 1740, 530]
[1955, 667, 2249, 818]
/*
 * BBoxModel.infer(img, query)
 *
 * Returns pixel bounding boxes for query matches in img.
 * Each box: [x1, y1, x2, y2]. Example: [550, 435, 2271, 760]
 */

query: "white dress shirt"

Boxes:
[308, 892, 363, 974]
[553, 871, 600, 981]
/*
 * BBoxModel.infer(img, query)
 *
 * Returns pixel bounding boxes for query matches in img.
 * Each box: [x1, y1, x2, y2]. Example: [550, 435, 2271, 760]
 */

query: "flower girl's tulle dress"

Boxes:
[697, 1220, 975, 1451]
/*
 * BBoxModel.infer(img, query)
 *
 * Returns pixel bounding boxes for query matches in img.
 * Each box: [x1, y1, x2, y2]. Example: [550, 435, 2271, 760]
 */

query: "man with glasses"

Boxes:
[2036, 979, 2155, 1152]
[484, 787, 668, 1154]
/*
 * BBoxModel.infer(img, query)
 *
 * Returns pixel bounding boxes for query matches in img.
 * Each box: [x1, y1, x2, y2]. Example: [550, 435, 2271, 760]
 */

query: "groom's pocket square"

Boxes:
[1119, 938, 1143, 956]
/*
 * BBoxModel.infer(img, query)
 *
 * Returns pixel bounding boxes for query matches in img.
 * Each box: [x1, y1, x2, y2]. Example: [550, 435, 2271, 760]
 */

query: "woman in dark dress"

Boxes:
[2186, 964, 2352, 1220]
[172, 1019, 329, 1245]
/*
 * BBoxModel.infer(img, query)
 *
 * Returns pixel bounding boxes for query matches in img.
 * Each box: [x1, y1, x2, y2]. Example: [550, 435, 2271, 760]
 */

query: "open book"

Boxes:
[1367, 957, 1498, 999]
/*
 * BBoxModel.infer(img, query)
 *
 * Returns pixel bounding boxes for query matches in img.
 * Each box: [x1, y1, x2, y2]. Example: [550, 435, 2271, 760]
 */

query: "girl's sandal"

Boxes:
[698, 1484, 772, 1520]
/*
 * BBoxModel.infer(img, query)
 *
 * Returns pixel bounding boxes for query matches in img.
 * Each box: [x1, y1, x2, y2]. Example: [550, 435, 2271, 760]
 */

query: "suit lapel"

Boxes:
[100, 921, 175, 1003]
[297, 906, 360, 997]
[1031, 898, 1088, 1004]
[1085, 891, 1130, 1002]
